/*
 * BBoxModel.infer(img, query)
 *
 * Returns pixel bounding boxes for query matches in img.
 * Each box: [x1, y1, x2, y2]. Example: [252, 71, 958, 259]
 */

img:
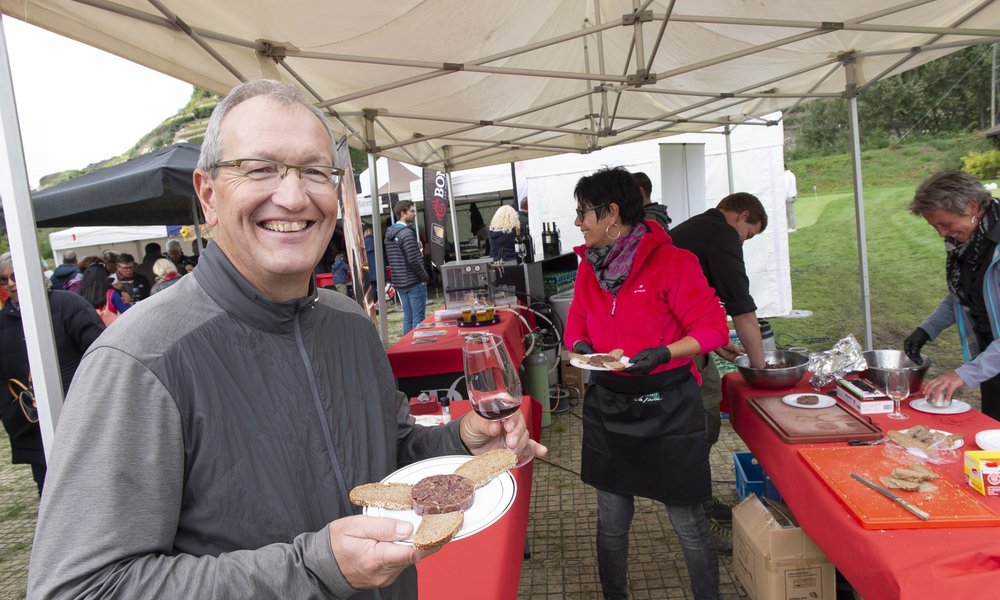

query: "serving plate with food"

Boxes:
[351, 449, 517, 550]
[568, 348, 631, 371]
[781, 393, 836, 409]
[885, 425, 964, 461]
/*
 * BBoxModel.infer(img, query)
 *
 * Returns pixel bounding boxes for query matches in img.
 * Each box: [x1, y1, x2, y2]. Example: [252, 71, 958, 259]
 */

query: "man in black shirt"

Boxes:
[670, 192, 767, 545]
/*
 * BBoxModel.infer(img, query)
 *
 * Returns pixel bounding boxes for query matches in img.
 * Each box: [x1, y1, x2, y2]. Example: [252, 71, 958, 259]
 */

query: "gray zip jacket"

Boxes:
[28, 243, 467, 599]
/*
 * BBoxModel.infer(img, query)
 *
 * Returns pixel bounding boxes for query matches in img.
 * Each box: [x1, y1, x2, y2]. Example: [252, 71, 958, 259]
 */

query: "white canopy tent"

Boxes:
[48, 225, 170, 266]
[0, 1, 998, 449]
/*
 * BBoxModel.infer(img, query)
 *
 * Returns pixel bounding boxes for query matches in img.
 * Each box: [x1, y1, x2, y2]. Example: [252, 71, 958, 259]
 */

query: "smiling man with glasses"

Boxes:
[30, 79, 543, 600]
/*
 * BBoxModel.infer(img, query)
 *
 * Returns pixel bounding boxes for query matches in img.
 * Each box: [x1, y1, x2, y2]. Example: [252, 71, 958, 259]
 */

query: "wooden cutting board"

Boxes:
[799, 446, 1000, 529]
[747, 395, 884, 443]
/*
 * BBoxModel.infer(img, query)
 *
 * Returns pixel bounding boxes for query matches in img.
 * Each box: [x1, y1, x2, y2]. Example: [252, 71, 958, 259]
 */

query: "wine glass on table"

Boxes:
[462, 332, 535, 467]
[885, 368, 910, 420]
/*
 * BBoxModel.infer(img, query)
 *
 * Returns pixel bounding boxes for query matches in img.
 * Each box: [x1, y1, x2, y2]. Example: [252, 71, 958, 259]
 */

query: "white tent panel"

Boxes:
[48, 225, 170, 266]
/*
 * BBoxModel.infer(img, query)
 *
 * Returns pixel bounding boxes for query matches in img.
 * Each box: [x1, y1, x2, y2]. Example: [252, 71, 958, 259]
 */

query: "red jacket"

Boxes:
[564, 220, 729, 381]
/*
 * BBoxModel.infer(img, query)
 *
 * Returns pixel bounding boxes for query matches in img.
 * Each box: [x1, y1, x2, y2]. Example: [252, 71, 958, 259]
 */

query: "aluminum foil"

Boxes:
[807, 334, 868, 389]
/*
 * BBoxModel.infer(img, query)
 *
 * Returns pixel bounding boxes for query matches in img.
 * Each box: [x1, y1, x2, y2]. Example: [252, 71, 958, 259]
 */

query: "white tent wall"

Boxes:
[48, 226, 170, 266]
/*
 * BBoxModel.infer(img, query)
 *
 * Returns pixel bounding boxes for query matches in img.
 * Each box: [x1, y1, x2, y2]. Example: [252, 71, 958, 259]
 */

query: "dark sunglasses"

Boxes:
[0, 272, 14, 284]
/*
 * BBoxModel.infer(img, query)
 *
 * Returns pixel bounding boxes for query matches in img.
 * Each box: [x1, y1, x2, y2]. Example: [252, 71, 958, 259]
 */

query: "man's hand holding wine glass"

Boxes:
[459, 409, 547, 459]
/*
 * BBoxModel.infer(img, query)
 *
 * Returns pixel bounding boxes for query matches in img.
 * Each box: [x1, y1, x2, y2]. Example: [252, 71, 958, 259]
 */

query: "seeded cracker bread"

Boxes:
[413, 511, 464, 551]
[348, 482, 414, 510]
[453, 448, 517, 488]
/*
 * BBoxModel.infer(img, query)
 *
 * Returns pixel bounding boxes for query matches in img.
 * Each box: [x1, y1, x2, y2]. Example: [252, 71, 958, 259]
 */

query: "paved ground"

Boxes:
[517, 400, 752, 600]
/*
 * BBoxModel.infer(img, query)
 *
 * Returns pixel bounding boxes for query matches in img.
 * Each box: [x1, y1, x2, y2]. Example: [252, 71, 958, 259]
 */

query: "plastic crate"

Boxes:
[763, 474, 783, 504]
[733, 451, 766, 500]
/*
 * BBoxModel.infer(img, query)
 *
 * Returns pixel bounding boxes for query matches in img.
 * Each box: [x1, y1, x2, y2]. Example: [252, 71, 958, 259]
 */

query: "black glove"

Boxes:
[623, 346, 672, 375]
[903, 328, 930, 364]
[573, 340, 594, 355]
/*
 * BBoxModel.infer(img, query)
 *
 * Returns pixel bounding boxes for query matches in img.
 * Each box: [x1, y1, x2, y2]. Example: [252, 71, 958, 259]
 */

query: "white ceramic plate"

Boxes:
[570, 354, 632, 371]
[363, 455, 516, 546]
[976, 429, 1000, 451]
[898, 428, 964, 458]
[909, 398, 972, 415]
[781, 393, 836, 409]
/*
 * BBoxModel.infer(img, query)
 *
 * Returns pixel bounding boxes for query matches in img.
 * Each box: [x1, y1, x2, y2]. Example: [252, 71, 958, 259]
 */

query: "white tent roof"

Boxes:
[2, 1, 997, 172]
[48, 225, 168, 251]
[358, 157, 422, 197]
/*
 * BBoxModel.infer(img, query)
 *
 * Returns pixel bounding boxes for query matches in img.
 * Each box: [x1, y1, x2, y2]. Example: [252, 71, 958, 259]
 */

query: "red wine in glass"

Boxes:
[471, 391, 521, 420]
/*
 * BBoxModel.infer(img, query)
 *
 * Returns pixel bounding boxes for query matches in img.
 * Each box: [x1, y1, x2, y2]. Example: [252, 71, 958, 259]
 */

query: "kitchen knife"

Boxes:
[850, 473, 930, 521]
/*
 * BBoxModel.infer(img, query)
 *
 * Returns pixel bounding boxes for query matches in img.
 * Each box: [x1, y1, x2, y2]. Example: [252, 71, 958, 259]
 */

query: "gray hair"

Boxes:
[0, 252, 10, 273]
[62, 250, 77, 264]
[910, 170, 994, 216]
[152, 258, 178, 279]
[166, 238, 182, 251]
[197, 79, 336, 175]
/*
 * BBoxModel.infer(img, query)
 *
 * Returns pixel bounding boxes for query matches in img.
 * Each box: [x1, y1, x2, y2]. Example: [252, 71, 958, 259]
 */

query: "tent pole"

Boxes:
[845, 56, 874, 350]
[368, 151, 389, 345]
[444, 146, 461, 261]
[724, 124, 735, 194]
[0, 15, 64, 458]
[190, 195, 204, 253]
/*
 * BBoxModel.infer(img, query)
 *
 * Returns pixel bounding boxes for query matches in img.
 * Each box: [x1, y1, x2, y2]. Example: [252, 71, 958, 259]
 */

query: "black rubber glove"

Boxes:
[903, 328, 930, 364]
[623, 346, 672, 375]
[573, 340, 594, 355]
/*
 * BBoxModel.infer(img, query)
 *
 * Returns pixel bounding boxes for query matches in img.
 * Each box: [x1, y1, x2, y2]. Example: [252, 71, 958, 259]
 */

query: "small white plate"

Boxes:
[909, 398, 972, 415]
[363, 455, 516, 545]
[570, 354, 632, 371]
[782, 393, 836, 409]
[976, 429, 1000, 451]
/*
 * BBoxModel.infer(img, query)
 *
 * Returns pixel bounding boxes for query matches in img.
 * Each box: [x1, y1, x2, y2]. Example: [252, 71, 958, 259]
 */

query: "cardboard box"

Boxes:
[733, 495, 836, 600]
[835, 383, 893, 414]
[964, 451, 1000, 496]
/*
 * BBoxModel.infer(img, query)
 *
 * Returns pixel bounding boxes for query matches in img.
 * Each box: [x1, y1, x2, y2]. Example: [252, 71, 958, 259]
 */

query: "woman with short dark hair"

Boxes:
[565, 166, 728, 600]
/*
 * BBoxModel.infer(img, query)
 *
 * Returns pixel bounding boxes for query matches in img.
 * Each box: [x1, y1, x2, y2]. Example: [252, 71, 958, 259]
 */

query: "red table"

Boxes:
[724, 372, 1000, 600]
[414, 397, 541, 600]
[387, 310, 528, 379]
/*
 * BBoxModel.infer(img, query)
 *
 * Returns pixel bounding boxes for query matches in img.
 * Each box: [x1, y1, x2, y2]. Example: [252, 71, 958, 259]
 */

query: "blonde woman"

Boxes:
[487, 204, 521, 262]
[150, 258, 181, 295]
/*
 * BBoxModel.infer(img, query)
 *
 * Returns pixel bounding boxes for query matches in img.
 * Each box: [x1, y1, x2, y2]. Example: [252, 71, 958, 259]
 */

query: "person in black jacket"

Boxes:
[487, 205, 519, 262]
[49, 251, 80, 291]
[385, 200, 429, 333]
[0, 253, 104, 494]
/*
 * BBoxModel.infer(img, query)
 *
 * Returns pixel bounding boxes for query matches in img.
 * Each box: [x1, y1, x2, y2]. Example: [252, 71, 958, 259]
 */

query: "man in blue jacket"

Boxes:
[385, 200, 429, 333]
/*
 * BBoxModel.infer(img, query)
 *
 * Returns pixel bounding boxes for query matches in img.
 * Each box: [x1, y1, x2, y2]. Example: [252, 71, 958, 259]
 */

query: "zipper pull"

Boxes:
[611, 297, 616, 317]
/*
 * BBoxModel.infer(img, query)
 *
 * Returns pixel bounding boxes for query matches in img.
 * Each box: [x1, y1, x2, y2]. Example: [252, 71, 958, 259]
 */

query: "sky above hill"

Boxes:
[4, 18, 193, 188]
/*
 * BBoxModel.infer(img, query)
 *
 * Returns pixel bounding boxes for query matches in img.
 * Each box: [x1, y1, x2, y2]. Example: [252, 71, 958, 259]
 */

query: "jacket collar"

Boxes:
[193, 243, 319, 334]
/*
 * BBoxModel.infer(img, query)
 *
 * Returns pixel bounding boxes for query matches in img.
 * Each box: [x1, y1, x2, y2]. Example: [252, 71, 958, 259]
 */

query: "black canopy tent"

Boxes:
[22, 142, 202, 227]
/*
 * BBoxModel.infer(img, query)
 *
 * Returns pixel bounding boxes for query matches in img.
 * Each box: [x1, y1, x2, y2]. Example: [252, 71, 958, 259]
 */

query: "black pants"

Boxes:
[980, 371, 1000, 420]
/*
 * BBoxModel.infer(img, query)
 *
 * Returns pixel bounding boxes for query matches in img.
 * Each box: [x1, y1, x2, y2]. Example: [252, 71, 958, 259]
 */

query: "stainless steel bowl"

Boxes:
[734, 350, 809, 390]
[860, 350, 932, 394]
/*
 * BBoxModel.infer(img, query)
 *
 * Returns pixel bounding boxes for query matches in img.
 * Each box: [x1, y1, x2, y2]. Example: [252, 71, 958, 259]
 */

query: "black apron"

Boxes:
[581, 365, 710, 505]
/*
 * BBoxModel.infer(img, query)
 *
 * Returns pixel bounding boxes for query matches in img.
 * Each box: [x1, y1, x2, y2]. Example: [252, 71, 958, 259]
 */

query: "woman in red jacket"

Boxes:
[564, 167, 728, 600]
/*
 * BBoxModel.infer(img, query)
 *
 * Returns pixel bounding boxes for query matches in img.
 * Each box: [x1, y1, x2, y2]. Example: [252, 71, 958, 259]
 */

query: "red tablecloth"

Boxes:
[414, 397, 541, 600]
[386, 310, 528, 378]
[724, 373, 1000, 600]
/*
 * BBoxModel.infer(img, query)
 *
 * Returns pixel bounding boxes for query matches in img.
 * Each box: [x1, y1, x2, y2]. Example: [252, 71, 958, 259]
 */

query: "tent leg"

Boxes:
[444, 147, 461, 261]
[367, 150, 389, 345]
[724, 124, 735, 195]
[845, 59, 874, 350]
[0, 15, 64, 459]
[190, 195, 204, 252]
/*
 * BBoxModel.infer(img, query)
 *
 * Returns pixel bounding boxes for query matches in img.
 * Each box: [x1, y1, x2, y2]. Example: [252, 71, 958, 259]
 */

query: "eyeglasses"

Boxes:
[575, 206, 598, 219]
[213, 158, 343, 191]
[0, 272, 14, 285]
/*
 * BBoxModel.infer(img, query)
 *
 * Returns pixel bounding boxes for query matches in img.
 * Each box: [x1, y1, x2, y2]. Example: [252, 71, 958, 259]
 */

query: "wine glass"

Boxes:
[885, 368, 910, 420]
[462, 333, 534, 467]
